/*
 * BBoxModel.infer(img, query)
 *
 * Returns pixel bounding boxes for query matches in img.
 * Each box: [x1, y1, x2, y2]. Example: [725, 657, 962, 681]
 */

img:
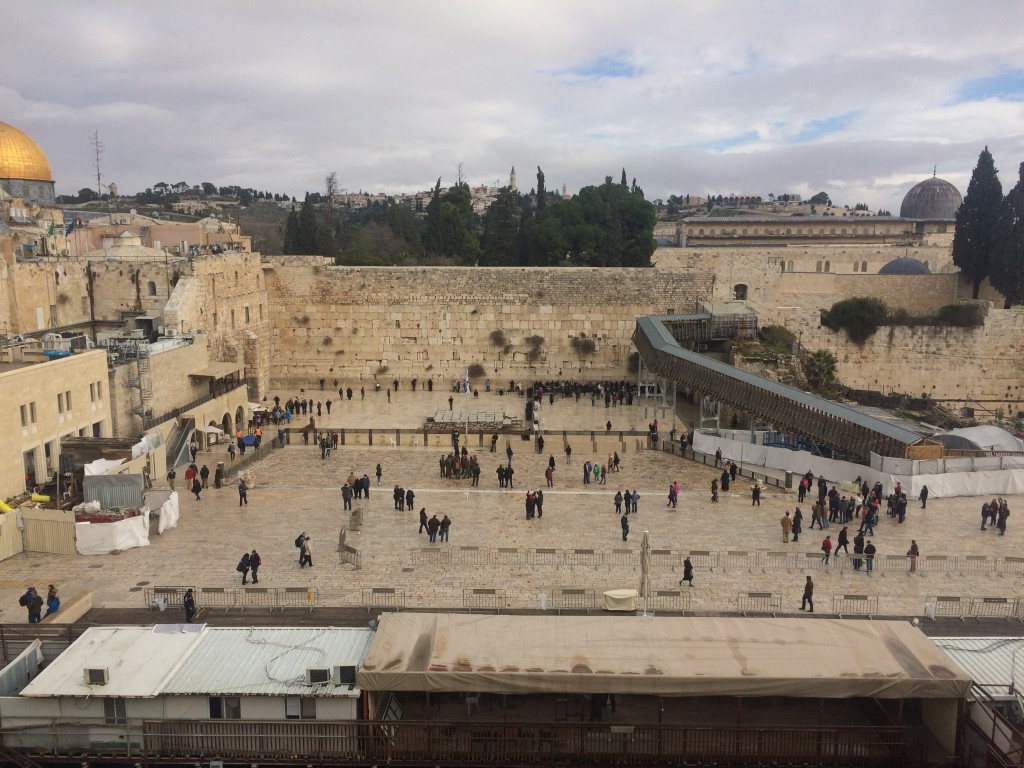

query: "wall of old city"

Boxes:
[767, 304, 1024, 408]
[0, 258, 92, 334]
[263, 260, 715, 388]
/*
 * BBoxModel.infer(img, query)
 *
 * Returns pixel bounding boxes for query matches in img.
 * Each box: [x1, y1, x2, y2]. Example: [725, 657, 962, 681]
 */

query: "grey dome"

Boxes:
[878, 257, 931, 275]
[899, 177, 962, 220]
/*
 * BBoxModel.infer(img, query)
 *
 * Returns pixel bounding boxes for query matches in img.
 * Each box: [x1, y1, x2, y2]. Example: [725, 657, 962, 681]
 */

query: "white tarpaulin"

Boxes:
[359, 614, 971, 700]
[693, 431, 1024, 499]
[131, 433, 164, 459]
[196, 425, 224, 434]
[158, 492, 179, 534]
[75, 510, 150, 555]
[83, 458, 126, 476]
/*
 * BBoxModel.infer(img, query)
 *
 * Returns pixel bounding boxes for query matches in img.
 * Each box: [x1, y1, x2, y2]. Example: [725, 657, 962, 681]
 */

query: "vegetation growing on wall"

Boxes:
[822, 298, 984, 343]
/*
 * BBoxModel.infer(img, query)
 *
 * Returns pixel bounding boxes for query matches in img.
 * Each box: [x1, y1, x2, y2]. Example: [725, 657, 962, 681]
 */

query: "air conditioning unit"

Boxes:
[332, 665, 357, 686]
[84, 668, 109, 685]
[305, 668, 331, 685]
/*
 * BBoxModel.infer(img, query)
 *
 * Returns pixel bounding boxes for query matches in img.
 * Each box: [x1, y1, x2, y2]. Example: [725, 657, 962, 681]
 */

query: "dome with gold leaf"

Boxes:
[0, 121, 56, 205]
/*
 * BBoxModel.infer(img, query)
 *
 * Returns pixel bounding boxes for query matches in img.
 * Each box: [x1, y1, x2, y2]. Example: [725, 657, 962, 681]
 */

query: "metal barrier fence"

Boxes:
[997, 556, 1024, 576]
[531, 548, 560, 565]
[463, 588, 507, 612]
[412, 547, 452, 565]
[144, 586, 194, 610]
[145, 586, 319, 611]
[348, 507, 364, 531]
[960, 555, 995, 576]
[454, 546, 488, 565]
[927, 596, 1020, 621]
[361, 587, 406, 612]
[687, 551, 718, 571]
[929, 596, 970, 620]
[736, 592, 781, 615]
[650, 590, 692, 612]
[606, 549, 637, 566]
[972, 596, 1018, 619]
[550, 588, 596, 613]
[832, 594, 878, 617]
[564, 549, 602, 567]
[339, 544, 361, 569]
[493, 547, 528, 565]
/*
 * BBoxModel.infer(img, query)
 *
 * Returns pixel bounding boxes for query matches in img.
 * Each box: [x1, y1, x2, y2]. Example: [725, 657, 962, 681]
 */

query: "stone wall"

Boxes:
[264, 261, 715, 388]
[770, 305, 1024, 408]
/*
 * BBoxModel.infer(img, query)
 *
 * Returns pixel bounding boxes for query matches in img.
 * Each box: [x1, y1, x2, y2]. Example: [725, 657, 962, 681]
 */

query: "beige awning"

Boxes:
[190, 362, 241, 379]
[358, 613, 971, 699]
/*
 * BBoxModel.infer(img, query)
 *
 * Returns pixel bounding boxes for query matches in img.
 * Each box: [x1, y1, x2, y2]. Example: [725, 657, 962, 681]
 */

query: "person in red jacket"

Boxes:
[820, 535, 833, 565]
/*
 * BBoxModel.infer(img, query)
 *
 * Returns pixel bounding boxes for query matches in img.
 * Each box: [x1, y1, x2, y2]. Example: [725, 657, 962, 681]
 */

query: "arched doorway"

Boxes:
[733, 284, 748, 300]
[221, 413, 231, 435]
[235, 406, 245, 434]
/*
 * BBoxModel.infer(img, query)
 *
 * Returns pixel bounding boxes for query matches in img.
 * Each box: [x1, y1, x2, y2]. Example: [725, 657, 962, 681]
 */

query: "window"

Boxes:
[244, 306, 250, 324]
[861, 261, 867, 272]
[230, 309, 235, 330]
[104, 697, 127, 725]
[787, 260, 794, 272]
[259, 304, 263, 321]
[852, 262, 859, 272]
[213, 311, 218, 329]
[90, 383, 96, 402]
[29, 402, 36, 424]
[824, 260, 831, 272]
[209, 696, 241, 719]
[65, 390, 72, 411]
[732, 284, 748, 300]
[815, 261, 822, 272]
[285, 697, 317, 720]
[81, 296, 89, 314]
[147, 280, 157, 296]
[57, 393, 64, 414]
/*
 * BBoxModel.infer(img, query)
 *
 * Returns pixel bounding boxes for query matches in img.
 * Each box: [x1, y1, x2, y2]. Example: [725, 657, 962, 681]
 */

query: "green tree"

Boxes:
[953, 147, 1003, 298]
[282, 206, 300, 254]
[201, 182, 216, 196]
[423, 179, 479, 263]
[803, 350, 838, 391]
[76, 187, 98, 203]
[297, 194, 320, 254]
[991, 161, 1024, 308]
[480, 187, 523, 265]
[808, 191, 832, 206]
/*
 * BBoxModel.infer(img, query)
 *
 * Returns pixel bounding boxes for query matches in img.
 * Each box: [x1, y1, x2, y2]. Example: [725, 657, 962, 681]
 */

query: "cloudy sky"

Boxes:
[6, 1, 1024, 212]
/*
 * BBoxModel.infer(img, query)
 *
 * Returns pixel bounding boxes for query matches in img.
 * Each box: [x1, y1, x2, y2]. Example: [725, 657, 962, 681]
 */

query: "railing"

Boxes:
[101, 719, 916, 765]
[832, 594, 878, 617]
[736, 591, 781, 615]
[463, 588, 507, 612]
[361, 587, 406, 612]
[550, 588, 596, 613]
[926, 596, 1021, 621]
[142, 586, 318, 611]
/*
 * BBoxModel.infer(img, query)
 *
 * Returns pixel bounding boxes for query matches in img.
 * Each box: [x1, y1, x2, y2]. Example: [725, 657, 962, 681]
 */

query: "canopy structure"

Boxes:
[359, 614, 971, 700]
[189, 362, 241, 380]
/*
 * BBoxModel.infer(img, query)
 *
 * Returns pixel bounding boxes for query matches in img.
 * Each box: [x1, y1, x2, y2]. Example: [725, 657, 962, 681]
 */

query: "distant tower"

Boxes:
[107, 182, 118, 197]
[562, 182, 567, 198]
[509, 166, 517, 192]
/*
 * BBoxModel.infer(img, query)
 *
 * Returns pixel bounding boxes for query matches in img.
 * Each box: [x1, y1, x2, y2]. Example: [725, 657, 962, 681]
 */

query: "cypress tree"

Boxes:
[953, 147, 1003, 298]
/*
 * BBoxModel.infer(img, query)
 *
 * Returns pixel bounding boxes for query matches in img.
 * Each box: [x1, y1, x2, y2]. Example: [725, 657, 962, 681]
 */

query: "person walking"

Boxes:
[375, 463, 383, 486]
[751, 484, 761, 506]
[191, 475, 202, 502]
[238, 478, 248, 506]
[199, 464, 210, 489]
[564, 443, 572, 464]
[419, 508, 428, 534]
[852, 531, 865, 570]
[237, 551, 251, 585]
[545, 466, 554, 488]
[427, 514, 440, 543]
[406, 488, 415, 511]
[295, 532, 306, 564]
[167, 467, 176, 491]
[680, 557, 693, 587]
[44, 585, 60, 618]
[506, 444, 514, 467]
[919, 485, 929, 509]
[800, 576, 814, 612]
[907, 540, 919, 573]
[439, 515, 451, 542]
[183, 588, 197, 623]
[780, 511, 793, 543]
[620, 512, 629, 542]
[632, 490, 640, 514]
[836, 526, 850, 556]
[249, 550, 261, 584]
[614, 490, 623, 515]
[711, 479, 719, 503]
[299, 536, 313, 568]
[341, 483, 352, 511]
[792, 507, 802, 542]
[820, 535, 832, 565]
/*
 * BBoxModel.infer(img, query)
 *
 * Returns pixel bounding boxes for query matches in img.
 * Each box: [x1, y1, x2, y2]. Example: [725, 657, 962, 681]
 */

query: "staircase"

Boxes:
[0, 744, 45, 768]
[166, 417, 196, 469]
[129, 354, 153, 423]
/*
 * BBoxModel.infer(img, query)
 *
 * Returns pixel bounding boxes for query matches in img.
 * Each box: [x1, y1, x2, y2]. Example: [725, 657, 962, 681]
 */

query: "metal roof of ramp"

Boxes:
[632, 315, 931, 463]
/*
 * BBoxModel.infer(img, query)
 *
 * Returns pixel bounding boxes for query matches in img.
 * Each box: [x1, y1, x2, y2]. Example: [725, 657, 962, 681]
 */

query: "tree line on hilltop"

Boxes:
[954, 147, 1024, 307]
[282, 168, 657, 268]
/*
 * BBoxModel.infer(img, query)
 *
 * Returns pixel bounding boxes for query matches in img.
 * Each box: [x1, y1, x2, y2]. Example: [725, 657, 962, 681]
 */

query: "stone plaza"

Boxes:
[1, 386, 1020, 623]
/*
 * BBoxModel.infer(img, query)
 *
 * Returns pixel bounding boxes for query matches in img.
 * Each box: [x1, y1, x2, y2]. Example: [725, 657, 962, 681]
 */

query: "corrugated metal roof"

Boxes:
[681, 215, 906, 224]
[162, 627, 373, 697]
[21, 626, 205, 698]
[635, 315, 924, 446]
[932, 637, 1024, 698]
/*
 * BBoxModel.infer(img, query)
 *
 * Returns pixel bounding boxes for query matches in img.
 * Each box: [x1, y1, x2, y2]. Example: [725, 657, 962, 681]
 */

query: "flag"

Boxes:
[47, 223, 54, 236]
[464, 369, 470, 395]
[65, 222, 74, 236]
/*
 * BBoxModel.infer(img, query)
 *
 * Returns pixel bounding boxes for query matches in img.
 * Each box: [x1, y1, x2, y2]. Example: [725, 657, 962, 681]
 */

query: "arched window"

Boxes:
[147, 280, 157, 296]
[787, 260, 794, 272]
[861, 261, 867, 272]
[733, 284, 748, 300]
[785, 228, 792, 235]
[840, 228, 847, 235]
[698, 229, 704, 236]
[816, 261, 823, 272]
[853, 262, 859, 272]
[741, 229, 748, 236]
[824, 260, 831, 272]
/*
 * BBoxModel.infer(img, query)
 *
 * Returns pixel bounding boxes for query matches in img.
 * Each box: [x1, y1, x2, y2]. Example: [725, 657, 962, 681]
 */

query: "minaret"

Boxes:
[562, 182, 567, 198]
[509, 166, 517, 192]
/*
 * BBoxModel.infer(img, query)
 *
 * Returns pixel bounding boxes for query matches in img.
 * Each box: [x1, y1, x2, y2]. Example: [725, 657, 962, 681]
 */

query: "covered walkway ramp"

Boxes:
[632, 315, 932, 463]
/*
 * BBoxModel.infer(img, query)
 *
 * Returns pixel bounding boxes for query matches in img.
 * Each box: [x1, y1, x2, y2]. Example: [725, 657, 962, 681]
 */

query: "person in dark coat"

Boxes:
[249, 550, 261, 584]
[720, 470, 730, 492]
[680, 557, 693, 587]
[792, 508, 803, 542]
[419, 508, 428, 534]
[427, 514, 441, 543]
[237, 552, 251, 585]
[800, 576, 814, 612]
[191, 476, 202, 501]
[183, 589, 197, 623]
[620, 513, 629, 542]
[919, 486, 929, 509]
[406, 488, 415, 511]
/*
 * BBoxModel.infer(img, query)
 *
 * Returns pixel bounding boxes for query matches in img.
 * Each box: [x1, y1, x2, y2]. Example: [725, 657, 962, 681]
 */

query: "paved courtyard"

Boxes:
[1, 386, 1021, 621]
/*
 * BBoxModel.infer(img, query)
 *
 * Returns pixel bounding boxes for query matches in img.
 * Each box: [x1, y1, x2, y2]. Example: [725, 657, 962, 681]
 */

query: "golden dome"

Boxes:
[0, 121, 53, 182]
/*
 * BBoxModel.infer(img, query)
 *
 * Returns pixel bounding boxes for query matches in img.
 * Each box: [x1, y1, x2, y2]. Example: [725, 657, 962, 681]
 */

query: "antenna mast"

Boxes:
[91, 131, 104, 198]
